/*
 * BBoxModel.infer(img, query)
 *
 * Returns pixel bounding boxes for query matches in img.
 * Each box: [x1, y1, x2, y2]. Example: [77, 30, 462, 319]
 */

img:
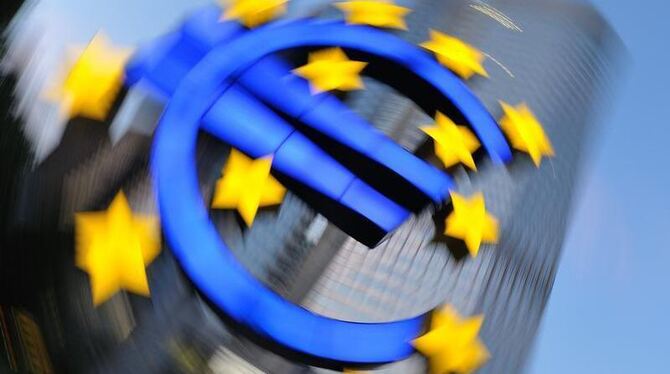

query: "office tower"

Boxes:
[297, 0, 621, 373]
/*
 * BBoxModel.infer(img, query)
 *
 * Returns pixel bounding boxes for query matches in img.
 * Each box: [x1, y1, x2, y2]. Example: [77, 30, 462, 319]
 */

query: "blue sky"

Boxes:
[528, 0, 670, 372]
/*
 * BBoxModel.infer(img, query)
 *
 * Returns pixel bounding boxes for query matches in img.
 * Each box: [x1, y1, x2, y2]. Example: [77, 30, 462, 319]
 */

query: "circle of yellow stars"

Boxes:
[59, 2, 555, 373]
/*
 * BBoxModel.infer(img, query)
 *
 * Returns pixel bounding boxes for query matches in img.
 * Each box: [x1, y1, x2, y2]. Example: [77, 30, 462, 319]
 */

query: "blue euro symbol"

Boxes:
[126, 5, 511, 366]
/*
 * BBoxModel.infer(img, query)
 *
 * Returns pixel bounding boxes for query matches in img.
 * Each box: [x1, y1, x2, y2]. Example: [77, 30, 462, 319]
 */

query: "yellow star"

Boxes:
[499, 101, 554, 167]
[211, 149, 286, 226]
[335, 0, 411, 30]
[421, 30, 488, 79]
[421, 112, 481, 170]
[48, 33, 131, 121]
[75, 192, 161, 306]
[220, 0, 288, 28]
[293, 48, 368, 94]
[445, 192, 498, 257]
[413, 305, 490, 374]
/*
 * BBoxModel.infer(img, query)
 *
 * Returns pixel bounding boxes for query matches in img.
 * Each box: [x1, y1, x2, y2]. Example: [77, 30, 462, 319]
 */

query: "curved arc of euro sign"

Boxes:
[149, 19, 512, 365]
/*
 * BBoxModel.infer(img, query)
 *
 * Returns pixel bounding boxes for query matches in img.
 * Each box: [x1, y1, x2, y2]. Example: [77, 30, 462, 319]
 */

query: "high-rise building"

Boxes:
[294, 1, 621, 373]
[198, 1, 621, 373]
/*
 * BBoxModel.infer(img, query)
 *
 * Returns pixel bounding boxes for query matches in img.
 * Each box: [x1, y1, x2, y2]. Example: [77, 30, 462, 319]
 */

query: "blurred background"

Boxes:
[0, 0, 667, 373]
